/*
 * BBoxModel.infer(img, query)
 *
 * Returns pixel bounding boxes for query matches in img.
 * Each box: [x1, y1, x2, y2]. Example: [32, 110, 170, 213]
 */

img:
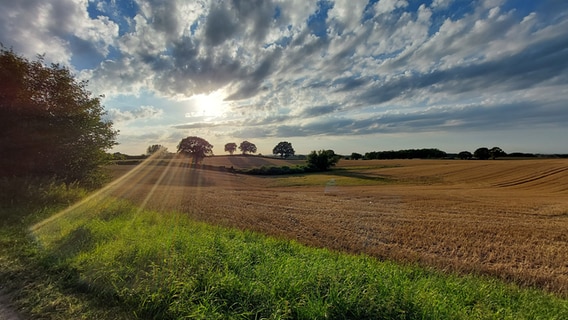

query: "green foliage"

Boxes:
[177, 136, 213, 163]
[364, 148, 447, 159]
[146, 144, 167, 155]
[17, 198, 568, 319]
[241, 165, 308, 175]
[489, 146, 506, 159]
[224, 142, 237, 155]
[307, 149, 340, 171]
[272, 141, 295, 158]
[350, 152, 363, 160]
[239, 140, 257, 154]
[474, 147, 491, 160]
[458, 151, 473, 160]
[0, 47, 118, 185]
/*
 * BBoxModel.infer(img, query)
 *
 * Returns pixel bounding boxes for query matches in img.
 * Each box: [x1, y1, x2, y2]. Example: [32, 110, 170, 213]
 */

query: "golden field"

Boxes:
[108, 156, 568, 296]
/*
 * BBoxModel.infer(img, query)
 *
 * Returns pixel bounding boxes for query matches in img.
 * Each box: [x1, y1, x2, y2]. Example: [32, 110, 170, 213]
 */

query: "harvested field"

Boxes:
[107, 156, 568, 296]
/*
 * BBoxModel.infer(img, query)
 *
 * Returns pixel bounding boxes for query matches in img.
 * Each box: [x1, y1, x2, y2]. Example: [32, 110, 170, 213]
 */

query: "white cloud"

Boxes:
[2, 0, 567, 154]
[108, 105, 164, 123]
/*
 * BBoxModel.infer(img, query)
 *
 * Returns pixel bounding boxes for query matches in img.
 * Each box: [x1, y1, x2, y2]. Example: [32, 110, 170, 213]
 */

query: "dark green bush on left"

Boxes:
[0, 47, 118, 186]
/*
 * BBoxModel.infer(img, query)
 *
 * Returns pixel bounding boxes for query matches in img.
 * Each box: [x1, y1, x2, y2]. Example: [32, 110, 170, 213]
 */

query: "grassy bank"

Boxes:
[1, 181, 567, 318]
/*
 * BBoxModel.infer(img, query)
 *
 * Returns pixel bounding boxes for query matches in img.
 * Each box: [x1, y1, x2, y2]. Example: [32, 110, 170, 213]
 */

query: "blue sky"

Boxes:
[1, 0, 567, 155]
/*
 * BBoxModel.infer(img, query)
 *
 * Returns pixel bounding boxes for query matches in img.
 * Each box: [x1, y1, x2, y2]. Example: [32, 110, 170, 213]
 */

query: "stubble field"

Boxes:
[109, 156, 568, 296]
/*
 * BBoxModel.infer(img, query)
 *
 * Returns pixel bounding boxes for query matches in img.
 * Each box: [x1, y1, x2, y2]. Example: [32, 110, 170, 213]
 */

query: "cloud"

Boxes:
[107, 105, 164, 123]
[0, 0, 118, 66]
[2, 0, 567, 152]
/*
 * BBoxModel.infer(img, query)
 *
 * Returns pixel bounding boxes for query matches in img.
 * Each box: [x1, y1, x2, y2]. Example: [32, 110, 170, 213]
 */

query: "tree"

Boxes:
[458, 151, 473, 160]
[239, 140, 257, 155]
[224, 142, 237, 155]
[0, 47, 117, 185]
[272, 141, 295, 158]
[474, 147, 490, 160]
[177, 136, 213, 163]
[307, 150, 340, 171]
[147, 144, 167, 155]
[350, 152, 363, 160]
[489, 147, 506, 159]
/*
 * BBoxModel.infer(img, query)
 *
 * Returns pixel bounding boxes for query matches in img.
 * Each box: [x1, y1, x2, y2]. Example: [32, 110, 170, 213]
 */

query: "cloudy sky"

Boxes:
[1, 0, 567, 155]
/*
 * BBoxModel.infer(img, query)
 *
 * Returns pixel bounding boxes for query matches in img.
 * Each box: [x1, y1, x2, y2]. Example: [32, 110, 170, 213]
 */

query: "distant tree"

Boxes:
[111, 152, 127, 160]
[307, 150, 340, 171]
[239, 140, 257, 155]
[474, 147, 490, 160]
[177, 136, 213, 163]
[350, 152, 363, 160]
[458, 151, 473, 160]
[272, 141, 295, 158]
[224, 142, 237, 155]
[363, 148, 446, 160]
[147, 144, 167, 155]
[489, 147, 506, 159]
[0, 47, 118, 185]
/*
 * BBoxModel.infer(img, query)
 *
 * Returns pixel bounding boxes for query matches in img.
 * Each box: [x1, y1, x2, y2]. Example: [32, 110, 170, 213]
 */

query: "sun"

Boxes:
[187, 90, 228, 119]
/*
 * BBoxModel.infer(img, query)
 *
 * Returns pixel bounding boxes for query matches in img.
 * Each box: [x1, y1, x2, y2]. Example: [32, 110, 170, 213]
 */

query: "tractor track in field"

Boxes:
[492, 166, 568, 188]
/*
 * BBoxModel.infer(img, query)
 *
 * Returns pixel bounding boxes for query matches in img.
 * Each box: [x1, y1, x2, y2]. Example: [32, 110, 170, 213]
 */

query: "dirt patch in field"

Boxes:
[0, 291, 23, 320]
[106, 157, 568, 296]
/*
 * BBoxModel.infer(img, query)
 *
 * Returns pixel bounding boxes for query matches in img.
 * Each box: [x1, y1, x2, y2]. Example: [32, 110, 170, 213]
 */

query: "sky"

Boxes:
[1, 0, 567, 156]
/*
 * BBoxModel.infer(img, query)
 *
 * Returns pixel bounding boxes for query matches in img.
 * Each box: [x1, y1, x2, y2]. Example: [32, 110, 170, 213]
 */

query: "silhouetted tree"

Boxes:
[0, 47, 118, 185]
[224, 142, 237, 155]
[273, 141, 295, 158]
[307, 150, 340, 171]
[177, 136, 213, 163]
[489, 147, 506, 159]
[350, 152, 363, 160]
[239, 140, 257, 155]
[474, 147, 490, 160]
[458, 151, 473, 160]
[147, 144, 167, 155]
[363, 148, 446, 159]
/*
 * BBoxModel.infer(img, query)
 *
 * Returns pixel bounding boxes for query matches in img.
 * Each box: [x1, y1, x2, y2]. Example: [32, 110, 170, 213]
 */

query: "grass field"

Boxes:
[2, 155, 568, 318]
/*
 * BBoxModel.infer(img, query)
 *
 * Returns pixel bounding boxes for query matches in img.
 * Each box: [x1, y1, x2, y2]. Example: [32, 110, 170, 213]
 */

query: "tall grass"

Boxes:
[26, 197, 568, 319]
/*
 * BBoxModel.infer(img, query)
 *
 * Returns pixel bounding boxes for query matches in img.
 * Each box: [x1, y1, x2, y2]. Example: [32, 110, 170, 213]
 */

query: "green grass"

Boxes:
[1, 180, 568, 319]
[268, 170, 393, 187]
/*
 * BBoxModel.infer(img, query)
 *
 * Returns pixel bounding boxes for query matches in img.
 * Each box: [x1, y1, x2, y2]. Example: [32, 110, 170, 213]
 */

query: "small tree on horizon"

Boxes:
[272, 141, 295, 158]
[147, 144, 167, 155]
[224, 142, 237, 155]
[458, 151, 473, 160]
[350, 152, 363, 160]
[177, 136, 213, 163]
[489, 147, 506, 159]
[307, 149, 340, 171]
[474, 147, 490, 160]
[239, 140, 257, 155]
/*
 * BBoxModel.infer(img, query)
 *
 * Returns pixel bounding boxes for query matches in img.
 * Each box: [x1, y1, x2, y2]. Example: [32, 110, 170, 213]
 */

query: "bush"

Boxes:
[0, 47, 117, 185]
[307, 150, 340, 171]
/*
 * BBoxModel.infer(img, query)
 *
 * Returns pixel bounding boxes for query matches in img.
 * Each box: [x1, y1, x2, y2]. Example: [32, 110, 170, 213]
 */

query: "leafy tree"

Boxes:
[489, 147, 506, 159]
[474, 147, 490, 160]
[177, 136, 213, 163]
[351, 152, 363, 160]
[147, 144, 167, 155]
[363, 148, 446, 159]
[224, 142, 237, 155]
[272, 141, 295, 158]
[307, 150, 340, 171]
[458, 151, 473, 160]
[239, 140, 257, 155]
[0, 47, 117, 185]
